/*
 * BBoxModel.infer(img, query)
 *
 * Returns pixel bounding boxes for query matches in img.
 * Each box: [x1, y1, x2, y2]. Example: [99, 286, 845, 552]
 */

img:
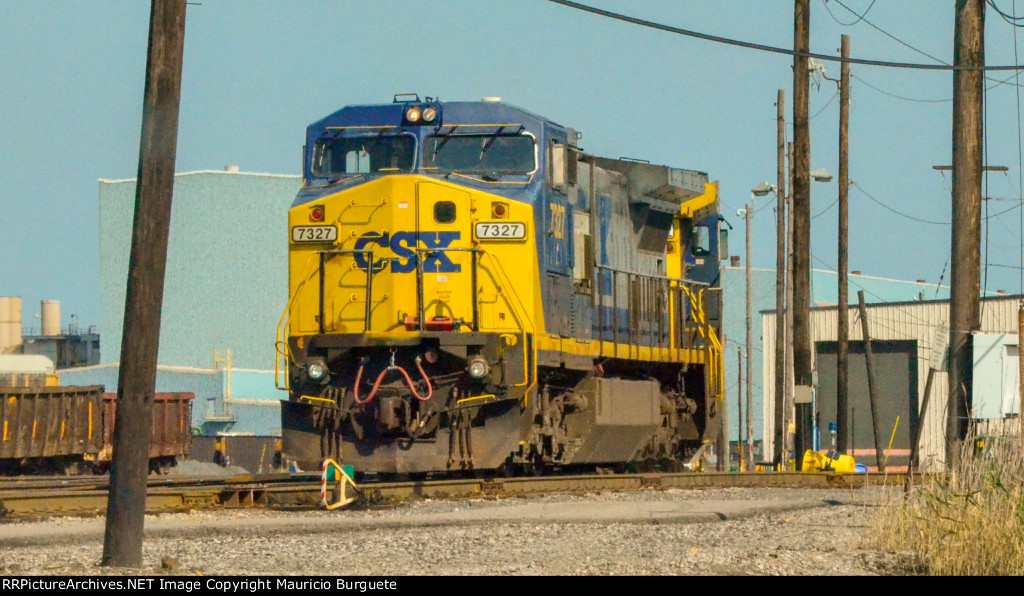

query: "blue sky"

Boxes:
[1, 0, 1022, 331]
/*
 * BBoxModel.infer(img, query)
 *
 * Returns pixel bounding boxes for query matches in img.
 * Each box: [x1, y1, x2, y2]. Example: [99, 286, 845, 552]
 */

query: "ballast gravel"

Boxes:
[0, 486, 911, 576]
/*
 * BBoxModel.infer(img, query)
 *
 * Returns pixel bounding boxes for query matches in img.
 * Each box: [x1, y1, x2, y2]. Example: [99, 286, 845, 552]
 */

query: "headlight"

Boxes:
[467, 356, 489, 379]
[421, 106, 437, 123]
[405, 106, 421, 123]
[307, 362, 328, 381]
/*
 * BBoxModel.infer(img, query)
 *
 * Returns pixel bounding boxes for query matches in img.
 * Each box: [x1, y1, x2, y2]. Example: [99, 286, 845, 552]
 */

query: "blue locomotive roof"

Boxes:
[306, 98, 571, 144]
[294, 97, 577, 207]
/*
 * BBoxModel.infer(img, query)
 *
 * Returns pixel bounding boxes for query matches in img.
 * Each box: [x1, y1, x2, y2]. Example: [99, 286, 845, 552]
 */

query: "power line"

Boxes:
[989, 0, 1024, 26]
[851, 181, 1024, 226]
[546, 0, 1024, 71]
[750, 196, 776, 214]
[812, 197, 839, 219]
[822, 0, 878, 27]
[851, 181, 950, 225]
[853, 72, 1024, 103]
[987, 201, 1024, 219]
[833, 0, 950, 65]
[852, 75, 951, 103]
[832, 0, 1024, 88]
[811, 253, 945, 327]
[810, 90, 839, 118]
[935, 253, 949, 298]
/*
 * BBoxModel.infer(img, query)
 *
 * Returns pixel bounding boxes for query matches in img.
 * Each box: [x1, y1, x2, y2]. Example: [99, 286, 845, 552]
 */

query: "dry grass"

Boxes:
[871, 431, 1024, 575]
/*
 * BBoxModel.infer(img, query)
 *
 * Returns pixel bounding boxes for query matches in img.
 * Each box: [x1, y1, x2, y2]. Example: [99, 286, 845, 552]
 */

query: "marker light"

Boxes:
[307, 362, 328, 381]
[422, 106, 438, 123]
[310, 205, 325, 222]
[491, 202, 508, 219]
[467, 356, 489, 379]
[405, 106, 422, 123]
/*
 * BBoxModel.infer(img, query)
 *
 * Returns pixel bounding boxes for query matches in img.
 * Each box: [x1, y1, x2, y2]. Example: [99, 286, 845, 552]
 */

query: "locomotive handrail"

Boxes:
[275, 249, 380, 390]
[678, 285, 724, 399]
[595, 265, 711, 357]
[474, 249, 537, 405]
[594, 264, 710, 286]
[275, 253, 319, 391]
[414, 247, 481, 332]
[317, 249, 377, 335]
[410, 245, 535, 403]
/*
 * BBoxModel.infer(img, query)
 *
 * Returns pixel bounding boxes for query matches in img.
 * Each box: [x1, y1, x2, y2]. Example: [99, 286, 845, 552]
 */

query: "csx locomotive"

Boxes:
[278, 95, 727, 474]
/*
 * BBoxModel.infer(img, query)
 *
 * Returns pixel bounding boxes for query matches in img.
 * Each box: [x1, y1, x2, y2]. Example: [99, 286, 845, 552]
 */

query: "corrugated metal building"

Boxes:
[761, 294, 1022, 471]
[59, 169, 302, 436]
[720, 266, 951, 454]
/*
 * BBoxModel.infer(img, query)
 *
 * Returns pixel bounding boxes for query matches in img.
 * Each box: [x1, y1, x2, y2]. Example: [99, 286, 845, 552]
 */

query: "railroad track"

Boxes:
[0, 470, 910, 519]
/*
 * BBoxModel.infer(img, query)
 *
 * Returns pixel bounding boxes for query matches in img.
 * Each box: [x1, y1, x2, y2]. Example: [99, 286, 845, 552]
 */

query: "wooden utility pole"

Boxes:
[102, 0, 187, 568]
[737, 346, 744, 471]
[785, 141, 796, 466]
[1020, 301, 1024, 437]
[836, 35, 851, 454]
[792, 0, 814, 461]
[774, 89, 787, 466]
[947, 0, 985, 468]
[858, 291, 886, 473]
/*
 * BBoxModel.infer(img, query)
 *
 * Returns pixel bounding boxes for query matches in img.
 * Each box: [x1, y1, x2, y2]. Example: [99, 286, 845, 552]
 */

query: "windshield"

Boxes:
[423, 134, 535, 175]
[312, 134, 415, 177]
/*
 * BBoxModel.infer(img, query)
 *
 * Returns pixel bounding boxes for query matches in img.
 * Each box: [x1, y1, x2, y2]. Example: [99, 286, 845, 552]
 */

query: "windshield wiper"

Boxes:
[479, 125, 507, 158]
[430, 126, 458, 161]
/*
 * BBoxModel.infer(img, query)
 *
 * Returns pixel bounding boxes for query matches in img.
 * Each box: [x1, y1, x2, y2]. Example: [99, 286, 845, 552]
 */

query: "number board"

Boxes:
[292, 225, 338, 243]
[474, 222, 527, 241]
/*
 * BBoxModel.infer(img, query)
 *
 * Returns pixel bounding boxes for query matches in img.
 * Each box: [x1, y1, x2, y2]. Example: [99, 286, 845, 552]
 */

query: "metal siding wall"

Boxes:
[761, 296, 1021, 470]
[99, 173, 302, 370]
[756, 270, 952, 456]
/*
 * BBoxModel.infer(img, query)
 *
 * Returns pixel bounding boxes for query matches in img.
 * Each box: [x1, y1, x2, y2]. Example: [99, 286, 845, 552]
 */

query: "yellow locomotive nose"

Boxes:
[287, 175, 536, 338]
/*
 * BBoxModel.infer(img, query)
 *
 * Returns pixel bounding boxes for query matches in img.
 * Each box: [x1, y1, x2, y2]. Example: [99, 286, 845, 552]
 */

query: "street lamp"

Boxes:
[742, 182, 777, 471]
[810, 168, 833, 183]
[752, 182, 776, 197]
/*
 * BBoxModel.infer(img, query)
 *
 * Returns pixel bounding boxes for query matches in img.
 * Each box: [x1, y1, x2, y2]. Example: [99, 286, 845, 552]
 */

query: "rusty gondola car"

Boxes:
[0, 385, 193, 474]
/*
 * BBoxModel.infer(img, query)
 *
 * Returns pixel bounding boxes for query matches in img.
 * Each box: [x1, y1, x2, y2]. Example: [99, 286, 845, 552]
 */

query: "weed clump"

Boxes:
[872, 431, 1024, 575]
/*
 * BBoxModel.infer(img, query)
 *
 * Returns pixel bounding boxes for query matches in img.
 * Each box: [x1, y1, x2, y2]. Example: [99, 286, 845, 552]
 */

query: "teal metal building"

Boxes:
[60, 169, 302, 436]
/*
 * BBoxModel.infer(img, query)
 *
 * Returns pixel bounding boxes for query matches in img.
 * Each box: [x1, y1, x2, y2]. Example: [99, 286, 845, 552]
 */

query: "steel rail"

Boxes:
[0, 471, 909, 519]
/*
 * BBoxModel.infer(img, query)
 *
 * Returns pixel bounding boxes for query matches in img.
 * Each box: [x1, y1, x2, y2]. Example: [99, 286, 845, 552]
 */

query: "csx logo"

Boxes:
[353, 231, 461, 273]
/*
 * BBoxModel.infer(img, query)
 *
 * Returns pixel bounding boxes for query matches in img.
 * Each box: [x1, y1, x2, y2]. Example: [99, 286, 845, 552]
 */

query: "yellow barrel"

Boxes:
[801, 449, 857, 473]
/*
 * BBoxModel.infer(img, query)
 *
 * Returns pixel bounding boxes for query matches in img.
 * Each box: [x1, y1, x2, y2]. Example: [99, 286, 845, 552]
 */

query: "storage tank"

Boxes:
[0, 296, 23, 353]
[0, 297, 9, 351]
[0, 353, 57, 387]
[41, 299, 61, 336]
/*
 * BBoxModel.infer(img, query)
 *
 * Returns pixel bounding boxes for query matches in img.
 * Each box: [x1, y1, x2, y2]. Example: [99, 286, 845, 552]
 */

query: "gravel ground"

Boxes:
[0, 486, 911, 575]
